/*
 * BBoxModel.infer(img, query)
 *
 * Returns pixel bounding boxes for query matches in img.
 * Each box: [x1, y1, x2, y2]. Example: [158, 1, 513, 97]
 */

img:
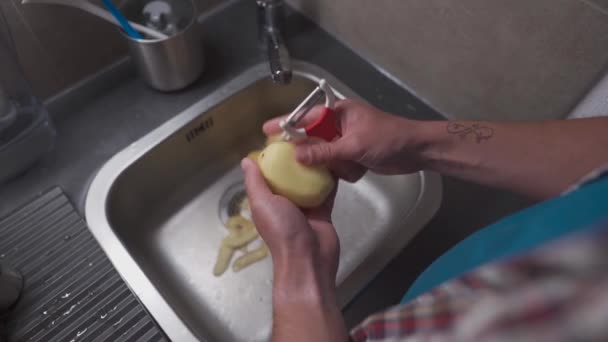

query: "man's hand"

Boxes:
[266, 99, 608, 199]
[241, 158, 348, 342]
[263, 99, 427, 182]
[241, 157, 339, 287]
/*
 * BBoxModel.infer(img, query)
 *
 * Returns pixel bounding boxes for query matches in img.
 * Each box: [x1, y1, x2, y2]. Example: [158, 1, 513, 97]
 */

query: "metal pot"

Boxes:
[121, 0, 204, 92]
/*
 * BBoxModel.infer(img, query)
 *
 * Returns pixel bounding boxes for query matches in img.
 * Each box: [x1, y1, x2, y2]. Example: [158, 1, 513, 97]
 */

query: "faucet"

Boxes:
[257, 0, 292, 84]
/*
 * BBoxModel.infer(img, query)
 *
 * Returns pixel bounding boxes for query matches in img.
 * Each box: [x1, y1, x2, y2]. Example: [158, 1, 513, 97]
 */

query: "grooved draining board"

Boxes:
[0, 187, 167, 342]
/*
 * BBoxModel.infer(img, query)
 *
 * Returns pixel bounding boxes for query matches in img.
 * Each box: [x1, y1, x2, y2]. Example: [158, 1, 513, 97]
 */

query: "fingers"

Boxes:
[242, 157, 281, 242]
[306, 190, 340, 278]
[262, 116, 283, 136]
[243, 157, 339, 271]
[314, 223, 340, 278]
[242, 158, 273, 202]
[295, 138, 366, 182]
[304, 184, 338, 222]
[295, 139, 351, 166]
[328, 160, 367, 183]
[307, 210, 340, 280]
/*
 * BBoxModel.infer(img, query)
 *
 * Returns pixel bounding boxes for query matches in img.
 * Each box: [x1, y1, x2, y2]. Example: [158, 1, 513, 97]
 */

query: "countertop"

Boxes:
[0, 0, 533, 336]
[0, 0, 445, 219]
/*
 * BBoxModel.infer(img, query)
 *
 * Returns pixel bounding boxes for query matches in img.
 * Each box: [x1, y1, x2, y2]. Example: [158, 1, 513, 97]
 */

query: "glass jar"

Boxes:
[0, 7, 55, 184]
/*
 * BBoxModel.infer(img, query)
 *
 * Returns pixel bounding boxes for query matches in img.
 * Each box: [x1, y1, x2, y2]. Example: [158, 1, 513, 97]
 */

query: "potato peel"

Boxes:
[225, 215, 253, 233]
[213, 143, 283, 276]
[223, 227, 258, 249]
[233, 243, 269, 272]
[213, 245, 235, 276]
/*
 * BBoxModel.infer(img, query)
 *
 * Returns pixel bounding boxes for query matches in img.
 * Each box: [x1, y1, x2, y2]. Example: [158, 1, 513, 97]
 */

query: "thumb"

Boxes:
[295, 140, 350, 165]
[241, 158, 273, 202]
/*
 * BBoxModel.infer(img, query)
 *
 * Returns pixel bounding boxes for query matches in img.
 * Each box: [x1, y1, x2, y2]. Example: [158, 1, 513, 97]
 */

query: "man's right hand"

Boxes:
[263, 99, 428, 182]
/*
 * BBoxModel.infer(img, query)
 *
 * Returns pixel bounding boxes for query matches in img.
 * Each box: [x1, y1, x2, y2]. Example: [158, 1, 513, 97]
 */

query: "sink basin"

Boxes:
[86, 61, 442, 341]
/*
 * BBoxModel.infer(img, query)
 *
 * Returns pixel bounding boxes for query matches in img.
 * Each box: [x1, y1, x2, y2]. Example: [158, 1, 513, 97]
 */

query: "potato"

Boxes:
[247, 150, 262, 162]
[257, 142, 335, 208]
[266, 134, 283, 146]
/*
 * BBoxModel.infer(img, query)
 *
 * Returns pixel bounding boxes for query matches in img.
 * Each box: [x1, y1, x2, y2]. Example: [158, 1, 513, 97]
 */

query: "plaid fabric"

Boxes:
[350, 227, 608, 342]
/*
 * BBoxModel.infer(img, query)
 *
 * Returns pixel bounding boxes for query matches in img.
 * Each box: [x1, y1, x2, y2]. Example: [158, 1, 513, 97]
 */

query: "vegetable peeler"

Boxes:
[280, 79, 341, 142]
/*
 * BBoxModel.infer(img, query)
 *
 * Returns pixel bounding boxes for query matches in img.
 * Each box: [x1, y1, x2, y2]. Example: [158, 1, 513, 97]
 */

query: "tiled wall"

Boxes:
[286, 0, 608, 120]
[1, 0, 222, 99]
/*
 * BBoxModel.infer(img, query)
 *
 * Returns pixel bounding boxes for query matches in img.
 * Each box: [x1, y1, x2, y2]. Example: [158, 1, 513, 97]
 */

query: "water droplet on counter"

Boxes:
[61, 292, 71, 299]
[76, 328, 87, 337]
[113, 318, 123, 327]
[63, 235, 71, 241]
[62, 304, 76, 316]
[42, 310, 48, 315]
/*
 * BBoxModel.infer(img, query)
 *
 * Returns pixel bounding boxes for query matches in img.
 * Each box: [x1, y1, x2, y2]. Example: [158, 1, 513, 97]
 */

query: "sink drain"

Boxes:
[218, 182, 249, 225]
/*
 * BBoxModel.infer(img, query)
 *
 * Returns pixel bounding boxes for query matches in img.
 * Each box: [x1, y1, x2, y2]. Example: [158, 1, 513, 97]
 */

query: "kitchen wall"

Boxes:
[286, 0, 608, 120]
[8, 0, 608, 120]
[1, 0, 222, 99]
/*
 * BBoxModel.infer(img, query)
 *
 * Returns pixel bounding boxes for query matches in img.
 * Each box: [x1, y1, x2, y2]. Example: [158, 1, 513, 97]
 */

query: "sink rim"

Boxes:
[86, 61, 363, 341]
[85, 61, 442, 341]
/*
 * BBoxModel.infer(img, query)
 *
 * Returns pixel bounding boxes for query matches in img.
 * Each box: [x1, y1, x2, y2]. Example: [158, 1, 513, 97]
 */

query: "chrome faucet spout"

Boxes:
[257, 0, 292, 84]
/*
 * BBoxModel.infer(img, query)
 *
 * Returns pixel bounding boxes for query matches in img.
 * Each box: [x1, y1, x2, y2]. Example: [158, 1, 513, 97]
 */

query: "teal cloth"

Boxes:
[402, 175, 608, 303]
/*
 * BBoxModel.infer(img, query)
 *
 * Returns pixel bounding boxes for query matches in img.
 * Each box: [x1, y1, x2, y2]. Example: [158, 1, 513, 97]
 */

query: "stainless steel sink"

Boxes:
[85, 61, 442, 341]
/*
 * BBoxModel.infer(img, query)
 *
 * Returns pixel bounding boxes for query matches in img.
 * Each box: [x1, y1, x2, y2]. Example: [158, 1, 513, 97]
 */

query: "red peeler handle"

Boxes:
[304, 107, 342, 142]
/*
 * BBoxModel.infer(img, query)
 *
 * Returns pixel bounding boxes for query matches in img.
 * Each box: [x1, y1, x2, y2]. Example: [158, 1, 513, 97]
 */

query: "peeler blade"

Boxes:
[286, 86, 324, 126]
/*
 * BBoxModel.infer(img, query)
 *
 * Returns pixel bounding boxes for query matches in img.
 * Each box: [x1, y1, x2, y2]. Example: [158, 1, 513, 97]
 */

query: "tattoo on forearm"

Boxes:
[447, 122, 494, 143]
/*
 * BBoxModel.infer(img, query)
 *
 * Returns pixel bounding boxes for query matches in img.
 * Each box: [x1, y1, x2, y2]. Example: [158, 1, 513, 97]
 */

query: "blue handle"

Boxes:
[101, 0, 144, 40]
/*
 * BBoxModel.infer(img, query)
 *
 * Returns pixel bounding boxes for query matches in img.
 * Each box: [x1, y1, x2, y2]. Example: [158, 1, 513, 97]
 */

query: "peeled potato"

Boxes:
[257, 141, 335, 208]
[247, 150, 262, 162]
[266, 134, 283, 146]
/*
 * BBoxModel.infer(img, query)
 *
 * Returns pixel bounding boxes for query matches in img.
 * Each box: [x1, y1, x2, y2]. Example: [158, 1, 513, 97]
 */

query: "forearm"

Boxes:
[271, 255, 347, 342]
[415, 118, 608, 199]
